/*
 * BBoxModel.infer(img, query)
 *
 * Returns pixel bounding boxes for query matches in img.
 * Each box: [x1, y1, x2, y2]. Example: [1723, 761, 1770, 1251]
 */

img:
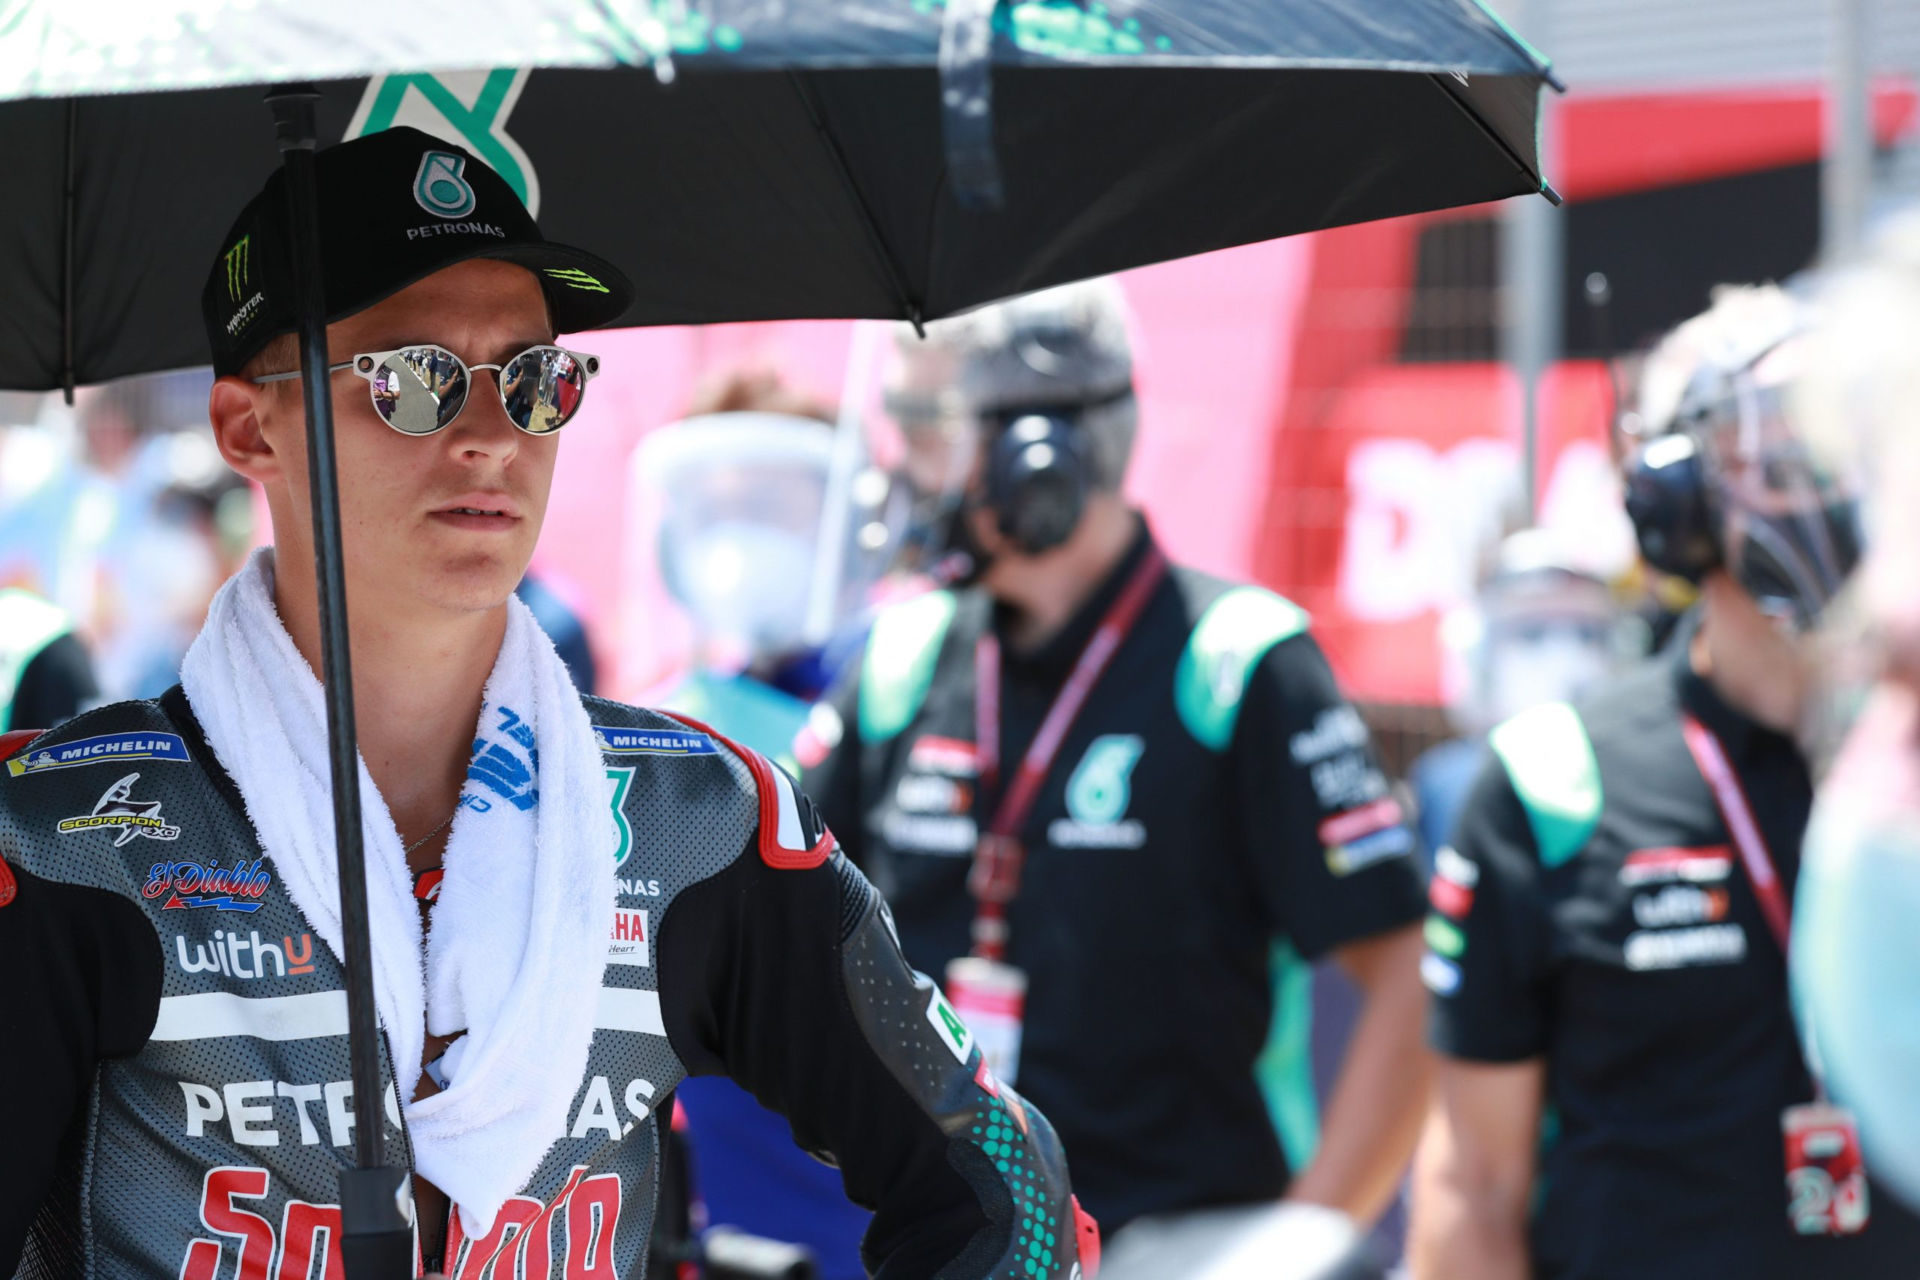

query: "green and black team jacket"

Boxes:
[0, 690, 1092, 1280]
[804, 519, 1427, 1234]
[0, 587, 96, 731]
[1427, 612, 1920, 1279]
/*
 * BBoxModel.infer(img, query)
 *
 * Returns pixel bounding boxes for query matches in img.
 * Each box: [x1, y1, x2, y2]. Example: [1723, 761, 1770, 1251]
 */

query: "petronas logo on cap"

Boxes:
[413, 150, 477, 219]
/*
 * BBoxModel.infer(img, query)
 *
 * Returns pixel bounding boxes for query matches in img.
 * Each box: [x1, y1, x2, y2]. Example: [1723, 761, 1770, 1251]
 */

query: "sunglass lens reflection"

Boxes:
[502, 347, 586, 435]
[374, 348, 469, 435]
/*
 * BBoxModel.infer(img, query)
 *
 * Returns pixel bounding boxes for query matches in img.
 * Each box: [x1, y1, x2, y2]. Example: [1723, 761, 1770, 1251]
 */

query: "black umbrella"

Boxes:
[1, 0, 1560, 390]
[0, 4, 1558, 1276]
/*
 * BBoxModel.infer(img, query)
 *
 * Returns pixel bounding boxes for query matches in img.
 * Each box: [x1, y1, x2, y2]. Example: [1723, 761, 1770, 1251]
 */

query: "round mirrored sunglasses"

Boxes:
[252, 343, 601, 437]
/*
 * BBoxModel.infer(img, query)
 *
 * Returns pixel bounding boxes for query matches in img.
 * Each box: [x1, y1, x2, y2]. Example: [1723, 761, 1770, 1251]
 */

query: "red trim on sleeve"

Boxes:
[1073, 1195, 1101, 1277]
[0, 730, 39, 906]
[0, 729, 43, 761]
[656, 711, 835, 871]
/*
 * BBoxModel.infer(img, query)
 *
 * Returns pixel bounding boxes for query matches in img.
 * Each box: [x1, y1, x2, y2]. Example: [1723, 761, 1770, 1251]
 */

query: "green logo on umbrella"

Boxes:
[413, 150, 477, 219]
[349, 70, 541, 217]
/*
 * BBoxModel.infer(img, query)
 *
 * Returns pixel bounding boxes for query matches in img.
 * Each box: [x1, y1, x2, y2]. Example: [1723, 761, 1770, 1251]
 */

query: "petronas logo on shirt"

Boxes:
[1065, 735, 1144, 825]
[1050, 735, 1148, 850]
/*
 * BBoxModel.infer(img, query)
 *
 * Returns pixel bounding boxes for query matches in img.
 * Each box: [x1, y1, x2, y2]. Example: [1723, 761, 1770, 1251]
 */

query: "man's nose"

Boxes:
[444, 372, 520, 463]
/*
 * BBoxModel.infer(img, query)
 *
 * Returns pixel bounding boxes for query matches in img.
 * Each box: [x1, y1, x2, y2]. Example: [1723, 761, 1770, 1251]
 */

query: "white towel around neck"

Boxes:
[180, 549, 616, 1237]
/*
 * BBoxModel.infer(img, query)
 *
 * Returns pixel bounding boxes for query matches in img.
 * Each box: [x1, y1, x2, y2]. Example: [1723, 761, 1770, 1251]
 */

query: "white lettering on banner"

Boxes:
[1624, 923, 1747, 971]
[179, 1079, 403, 1147]
[616, 877, 661, 898]
[1337, 437, 1634, 622]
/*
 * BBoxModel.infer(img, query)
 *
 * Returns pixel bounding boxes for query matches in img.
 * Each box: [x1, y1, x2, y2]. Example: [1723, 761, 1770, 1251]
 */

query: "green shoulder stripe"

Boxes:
[0, 589, 74, 727]
[859, 590, 958, 744]
[1487, 701, 1602, 869]
[1175, 586, 1309, 751]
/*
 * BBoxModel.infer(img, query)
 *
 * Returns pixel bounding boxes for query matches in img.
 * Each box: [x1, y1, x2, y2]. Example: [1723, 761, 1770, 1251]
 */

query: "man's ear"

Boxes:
[209, 376, 287, 488]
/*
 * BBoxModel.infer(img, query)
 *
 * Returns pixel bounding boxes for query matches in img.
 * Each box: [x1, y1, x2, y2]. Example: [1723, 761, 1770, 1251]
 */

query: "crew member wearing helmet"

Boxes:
[803, 279, 1431, 1275]
[640, 377, 885, 1280]
[1411, 527, 1631, 864]
[1410, 285, 1920, 1279]
[0, 587, 98, 732]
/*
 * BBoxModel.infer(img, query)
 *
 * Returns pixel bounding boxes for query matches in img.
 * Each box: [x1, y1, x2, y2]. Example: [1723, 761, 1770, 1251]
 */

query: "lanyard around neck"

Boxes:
[966, 546, 1167, 958]
[1678, 713, 1792, 954]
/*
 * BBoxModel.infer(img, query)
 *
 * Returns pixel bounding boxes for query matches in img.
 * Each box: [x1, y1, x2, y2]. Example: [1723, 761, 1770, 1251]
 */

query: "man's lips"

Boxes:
[428, 494, 524, 529]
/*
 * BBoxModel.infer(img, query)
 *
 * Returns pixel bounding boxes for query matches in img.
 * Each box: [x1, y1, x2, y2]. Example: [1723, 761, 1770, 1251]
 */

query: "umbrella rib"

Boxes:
[61, 99, 76, 403]
[782, 71, 925, 333]
[1425, 72, 1562, 207]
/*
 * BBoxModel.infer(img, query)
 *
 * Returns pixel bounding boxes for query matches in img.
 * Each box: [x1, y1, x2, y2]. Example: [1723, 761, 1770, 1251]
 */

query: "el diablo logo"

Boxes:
[144, 857, 273, 913]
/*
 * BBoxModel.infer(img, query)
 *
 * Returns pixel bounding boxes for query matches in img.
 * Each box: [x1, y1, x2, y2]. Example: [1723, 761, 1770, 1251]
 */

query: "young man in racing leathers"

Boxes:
[0, 128, 1094, 1280]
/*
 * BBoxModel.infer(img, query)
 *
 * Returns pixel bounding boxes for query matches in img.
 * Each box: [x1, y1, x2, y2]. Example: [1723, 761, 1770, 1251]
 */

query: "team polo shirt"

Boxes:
[1427, 613, 1920, 1279]
[805, 520, 1426, 1233]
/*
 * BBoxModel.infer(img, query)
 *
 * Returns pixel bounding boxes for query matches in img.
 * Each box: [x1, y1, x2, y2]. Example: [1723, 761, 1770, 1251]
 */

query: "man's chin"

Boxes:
[412, 550, 534, 616]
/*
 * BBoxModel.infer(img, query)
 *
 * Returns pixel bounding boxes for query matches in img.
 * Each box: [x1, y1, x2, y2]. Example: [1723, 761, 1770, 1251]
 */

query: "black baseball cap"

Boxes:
[202, 127, 633, 376]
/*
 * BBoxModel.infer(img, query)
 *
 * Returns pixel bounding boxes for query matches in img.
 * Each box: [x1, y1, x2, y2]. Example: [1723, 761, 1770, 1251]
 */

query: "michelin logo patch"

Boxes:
[9, 732, 190, 777]
[594, 726, 717, 757]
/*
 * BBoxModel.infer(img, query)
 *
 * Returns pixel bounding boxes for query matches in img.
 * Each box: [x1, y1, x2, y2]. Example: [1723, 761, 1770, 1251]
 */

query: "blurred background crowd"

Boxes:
[6, 3, 1920, 1277]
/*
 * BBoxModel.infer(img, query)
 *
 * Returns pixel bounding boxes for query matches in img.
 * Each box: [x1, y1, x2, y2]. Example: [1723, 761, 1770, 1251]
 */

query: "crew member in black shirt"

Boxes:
[803, 279, 1430, 1272]
[1410, 286, 1920, 1279]
[0, 587, 98, 731]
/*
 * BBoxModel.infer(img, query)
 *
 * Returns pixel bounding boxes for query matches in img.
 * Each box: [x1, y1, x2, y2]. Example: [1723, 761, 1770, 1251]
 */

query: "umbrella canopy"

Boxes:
[0, 0, 1557, 391]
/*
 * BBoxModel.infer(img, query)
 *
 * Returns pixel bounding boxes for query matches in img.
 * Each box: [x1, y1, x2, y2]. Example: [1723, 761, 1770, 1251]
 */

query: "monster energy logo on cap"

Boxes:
[413, 150, 477, 218]
[223, 236, 250, 302]
[545, 267, 610, 294]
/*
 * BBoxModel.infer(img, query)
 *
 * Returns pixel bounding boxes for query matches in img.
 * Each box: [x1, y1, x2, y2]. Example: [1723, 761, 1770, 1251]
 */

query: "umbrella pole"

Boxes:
[265, 85, 414, 1280]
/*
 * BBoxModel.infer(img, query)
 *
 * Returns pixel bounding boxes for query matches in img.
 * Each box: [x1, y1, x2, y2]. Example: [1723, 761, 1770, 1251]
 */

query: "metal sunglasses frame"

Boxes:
[252, 342, 602, 436]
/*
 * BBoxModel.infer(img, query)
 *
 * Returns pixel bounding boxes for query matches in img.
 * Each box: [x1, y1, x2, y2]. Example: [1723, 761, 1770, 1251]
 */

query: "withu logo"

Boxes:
[176, 930, 318, 979]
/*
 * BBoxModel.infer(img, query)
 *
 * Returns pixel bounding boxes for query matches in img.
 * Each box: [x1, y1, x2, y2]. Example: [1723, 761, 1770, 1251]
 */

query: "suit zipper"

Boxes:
[376, 1027, 429, 1269]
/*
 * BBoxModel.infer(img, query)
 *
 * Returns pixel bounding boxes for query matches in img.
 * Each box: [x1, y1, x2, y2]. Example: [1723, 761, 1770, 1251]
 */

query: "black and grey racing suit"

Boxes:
[0, 688, 1094, 1279]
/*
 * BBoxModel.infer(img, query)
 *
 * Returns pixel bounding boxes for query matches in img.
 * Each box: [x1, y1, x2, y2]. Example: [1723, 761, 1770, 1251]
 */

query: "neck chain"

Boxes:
[404, 807, 458, 859]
